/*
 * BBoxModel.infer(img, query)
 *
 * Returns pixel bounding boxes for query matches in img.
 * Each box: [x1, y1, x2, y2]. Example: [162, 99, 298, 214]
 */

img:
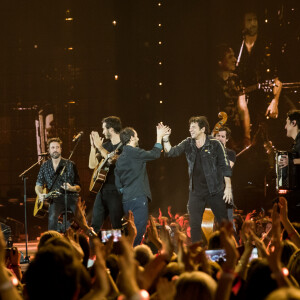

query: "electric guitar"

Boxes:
[89, 143, 122, 194]
[33, 188, 61, 218]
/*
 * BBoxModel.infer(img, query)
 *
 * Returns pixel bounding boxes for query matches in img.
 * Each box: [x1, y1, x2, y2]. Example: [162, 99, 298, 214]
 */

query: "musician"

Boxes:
[214, 43, 250, 149]
[35, 137, 81, 231]
[279, 110, 300, 221]
[215, 126, 236, 224]
[236, 9, 282, 135]
[114, 124, 169, 246]
[163, 116, 232, 243]
[89, 116, 123, 233]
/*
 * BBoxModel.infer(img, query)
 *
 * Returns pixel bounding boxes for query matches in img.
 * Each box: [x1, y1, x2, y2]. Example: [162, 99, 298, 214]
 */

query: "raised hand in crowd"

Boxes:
[81, 238, 109, 300]
[146, 215, 162, 250]
[278, 196, 300, 248]
[0, 229, 22, 300]
[215, 222, 239, 300]
[125, 210, 137, 246]
[266, 202, 293, 288]
[117, 237, 141, 299]
[65, 228, 84, 261]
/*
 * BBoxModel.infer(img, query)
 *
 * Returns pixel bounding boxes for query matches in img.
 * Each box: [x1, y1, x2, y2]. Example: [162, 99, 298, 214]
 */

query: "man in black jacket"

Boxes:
[163, 116, 232, 243]
[115, 123, 169, 246]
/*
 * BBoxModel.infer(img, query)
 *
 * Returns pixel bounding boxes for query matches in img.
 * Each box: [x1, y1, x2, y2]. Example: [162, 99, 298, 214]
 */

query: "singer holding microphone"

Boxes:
[35, 137, 81, 231]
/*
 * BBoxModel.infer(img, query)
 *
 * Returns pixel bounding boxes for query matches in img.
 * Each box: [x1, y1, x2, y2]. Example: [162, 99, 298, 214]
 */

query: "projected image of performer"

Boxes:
[162, 116, 232, 243]
[236, 8, 282, 137]
[214, 44, 250, 150]
[279, 110, 300, 221]
[35, 137, 81, 231]
[89, 116, 124, 233]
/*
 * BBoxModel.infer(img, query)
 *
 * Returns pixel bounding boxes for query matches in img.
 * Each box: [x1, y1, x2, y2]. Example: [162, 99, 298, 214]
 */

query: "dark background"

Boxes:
[0, 0, 299, 239]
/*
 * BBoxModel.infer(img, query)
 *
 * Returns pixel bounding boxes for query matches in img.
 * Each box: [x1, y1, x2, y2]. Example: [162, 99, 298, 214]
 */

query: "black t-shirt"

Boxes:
[226, 148, 236, 165]
[192, 147, 209, 196]
[96, 140, 123, 188]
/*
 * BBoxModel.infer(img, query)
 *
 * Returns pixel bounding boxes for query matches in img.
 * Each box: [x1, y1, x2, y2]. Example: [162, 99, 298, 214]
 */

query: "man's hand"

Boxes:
[91, 131, 104, 150]
[38, 193, 46, 201]
[61, 182, 75, 192]
[265, 99, 278, 119]
[223, 187, 233, 204]
[156, 123, 170, 140]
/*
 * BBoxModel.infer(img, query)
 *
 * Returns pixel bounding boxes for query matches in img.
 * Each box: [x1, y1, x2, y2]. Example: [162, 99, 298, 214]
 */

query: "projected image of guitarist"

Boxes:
[88, 116, 124, 233]
[35, 137, 81, 231]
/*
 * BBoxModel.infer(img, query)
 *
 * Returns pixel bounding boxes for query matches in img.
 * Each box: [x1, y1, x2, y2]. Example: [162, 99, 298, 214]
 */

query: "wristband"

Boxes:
[163, 138, 169, 143]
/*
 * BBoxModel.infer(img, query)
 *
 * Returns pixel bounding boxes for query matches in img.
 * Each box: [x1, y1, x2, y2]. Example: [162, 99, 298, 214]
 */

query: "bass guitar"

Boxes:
[89, 143, 122, 194]
[33, 188, 61, 218]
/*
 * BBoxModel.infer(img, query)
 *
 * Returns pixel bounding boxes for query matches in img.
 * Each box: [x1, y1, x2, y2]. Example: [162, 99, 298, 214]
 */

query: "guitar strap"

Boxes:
[48, 162, 66, 193]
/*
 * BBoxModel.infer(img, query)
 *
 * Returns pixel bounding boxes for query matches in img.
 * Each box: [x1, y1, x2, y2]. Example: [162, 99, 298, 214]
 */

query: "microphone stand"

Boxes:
[18, 156, 45, 263]
[59, 136, 82, 233]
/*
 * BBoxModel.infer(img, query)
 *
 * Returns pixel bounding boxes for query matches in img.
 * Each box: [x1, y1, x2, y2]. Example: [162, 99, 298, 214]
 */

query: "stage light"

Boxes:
[68, 47, 73, 51]
[158, 61, 162, 65]
[160, 100, 163, 104]
[158, 3, 162, 6]
[159, 82, 162, 86]
[115, 75, 119, 80]
[158, 23, 162, 27]
[34, 44, 38, 49]
[112, 20, 117, 26]
[265, 19, 268, 23]
[158, 41, 162, 45]
[65, 18, 73, 21]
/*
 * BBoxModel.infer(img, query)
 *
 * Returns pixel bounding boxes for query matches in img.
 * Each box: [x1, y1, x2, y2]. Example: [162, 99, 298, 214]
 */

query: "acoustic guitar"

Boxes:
[33, 188, 61, 218]
[89, 143, 122, 194]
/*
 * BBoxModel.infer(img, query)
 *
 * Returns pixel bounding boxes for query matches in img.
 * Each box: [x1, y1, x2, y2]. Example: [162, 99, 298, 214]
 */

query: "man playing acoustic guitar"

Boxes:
[89, 116, 124, 233]
[35, 137, 81, 231]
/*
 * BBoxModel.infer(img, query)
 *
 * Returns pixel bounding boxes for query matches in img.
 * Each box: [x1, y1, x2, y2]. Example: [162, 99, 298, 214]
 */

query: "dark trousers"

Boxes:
[123, 196, 148, 247]
[91, 188, 123, 233]
[48, 197, 77, 231]
[187, 190, 228, 243]
[286, 190, 300, 222]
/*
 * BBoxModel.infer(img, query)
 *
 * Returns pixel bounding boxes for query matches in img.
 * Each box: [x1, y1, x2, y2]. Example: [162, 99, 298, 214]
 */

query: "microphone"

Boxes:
[72, 131, 84, 142]
[38, 152, 49, 156]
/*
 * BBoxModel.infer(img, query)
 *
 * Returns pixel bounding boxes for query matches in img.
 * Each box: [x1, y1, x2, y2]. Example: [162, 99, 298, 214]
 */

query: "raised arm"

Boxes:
[88, 131, 108, 169]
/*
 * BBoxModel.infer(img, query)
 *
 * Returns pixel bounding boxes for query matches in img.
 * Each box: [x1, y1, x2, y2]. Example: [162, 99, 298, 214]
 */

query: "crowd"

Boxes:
[1, 196, 300, 300]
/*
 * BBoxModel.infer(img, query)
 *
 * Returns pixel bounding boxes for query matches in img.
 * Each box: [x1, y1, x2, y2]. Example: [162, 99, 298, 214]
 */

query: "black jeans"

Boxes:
[48, 197, 77, 231]
[91, 188, 123, 233]
[187, 190, 228, 243]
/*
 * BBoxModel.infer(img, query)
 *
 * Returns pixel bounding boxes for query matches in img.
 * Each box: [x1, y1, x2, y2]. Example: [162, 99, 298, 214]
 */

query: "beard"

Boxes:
[50, 152, 61, 159]
[244, 26, 258, 36]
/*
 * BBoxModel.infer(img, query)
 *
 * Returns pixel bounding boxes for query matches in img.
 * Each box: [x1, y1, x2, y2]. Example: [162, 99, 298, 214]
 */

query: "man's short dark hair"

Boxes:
[120, 127, 135, 145]
[215, 43, 233, 65]
[189, 116, 210, 135]
[287, 110, 300, 128]
[218, 126, 231, 139]
[102, 116, 122, 133]
[47, 137, 62, 149]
